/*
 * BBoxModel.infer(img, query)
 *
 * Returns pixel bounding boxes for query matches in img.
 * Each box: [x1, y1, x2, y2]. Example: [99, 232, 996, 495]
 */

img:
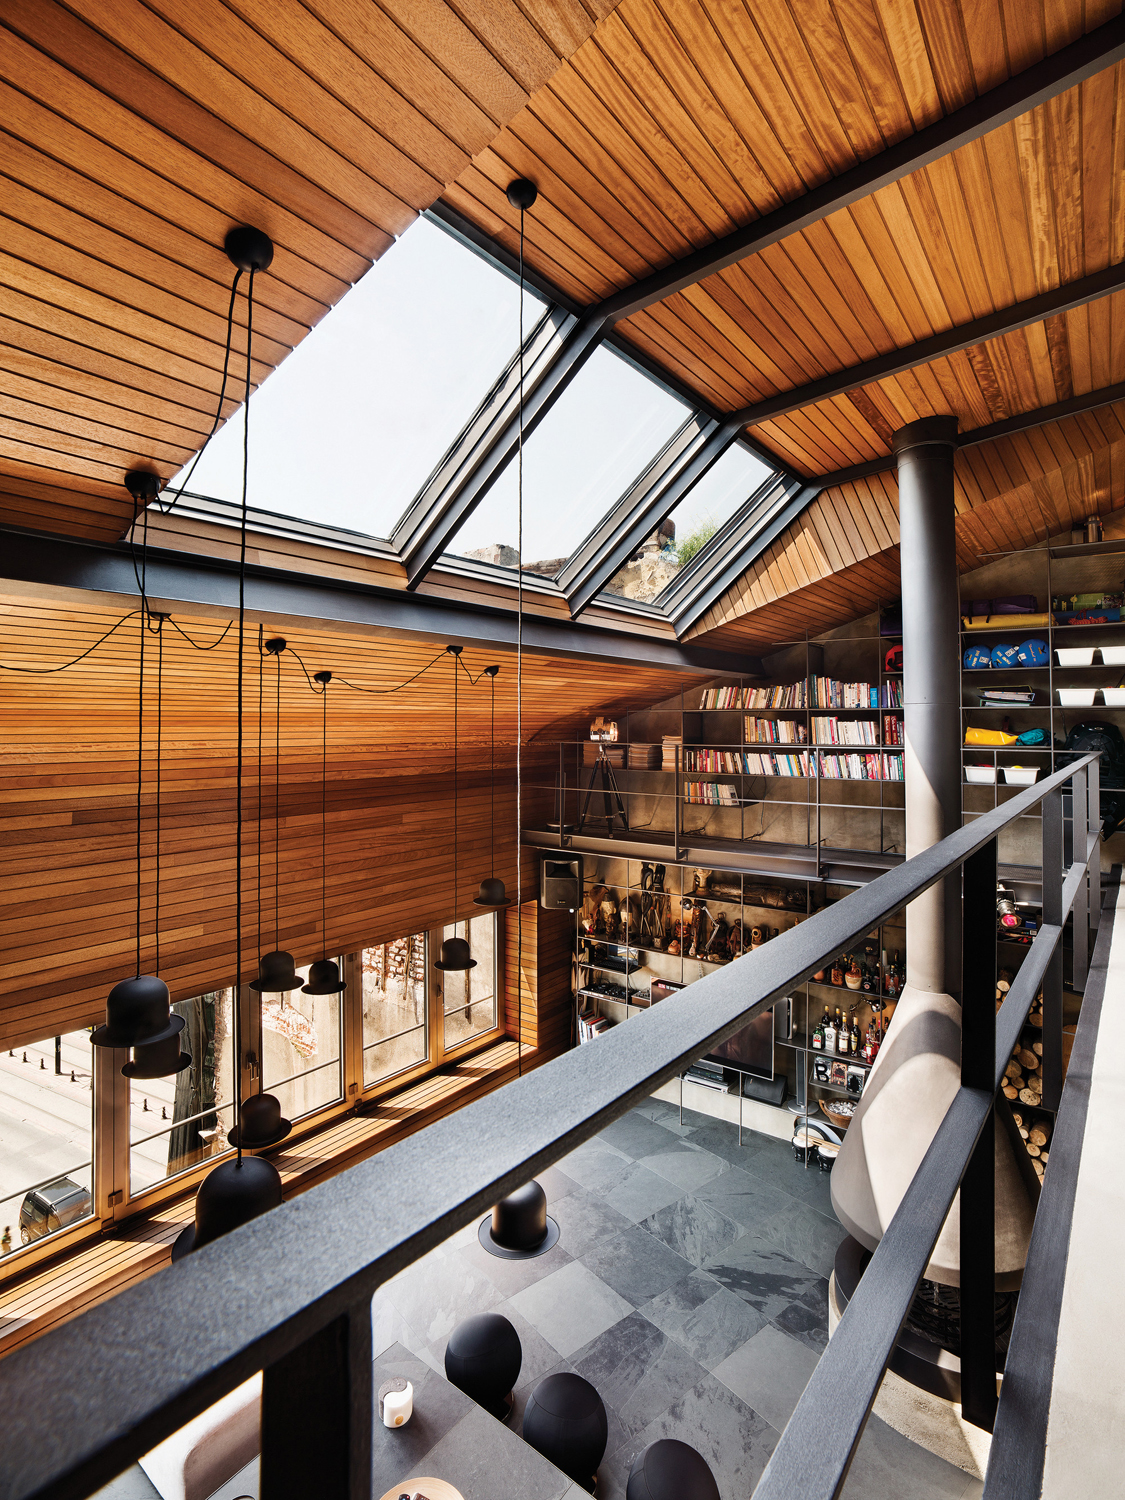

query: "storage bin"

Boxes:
[964, 765, 997, 784]
[1055, 647, 1095, 666]
[1102, 646, 1125, 666]
[1102, 688, 1125, 706]
[1057, 688, 1096, 706]
[1002, 766, 1040, 785]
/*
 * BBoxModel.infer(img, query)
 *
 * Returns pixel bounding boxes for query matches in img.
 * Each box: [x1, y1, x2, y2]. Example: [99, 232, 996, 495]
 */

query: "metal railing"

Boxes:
[1, 754, 1100, 1500]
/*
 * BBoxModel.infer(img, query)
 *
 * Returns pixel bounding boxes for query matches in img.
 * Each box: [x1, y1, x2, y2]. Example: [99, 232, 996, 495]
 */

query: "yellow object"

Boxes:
[961, 613, 1051, 630]
[965, 727, 1018, 746]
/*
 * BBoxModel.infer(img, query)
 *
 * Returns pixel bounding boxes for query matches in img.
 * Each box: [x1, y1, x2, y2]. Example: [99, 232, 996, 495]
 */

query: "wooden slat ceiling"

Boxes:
[446, 0, 1124, 470]
[0, 0, 615, 541]
[688, 398, 1125, 652]
[0, 593, 706, 1041]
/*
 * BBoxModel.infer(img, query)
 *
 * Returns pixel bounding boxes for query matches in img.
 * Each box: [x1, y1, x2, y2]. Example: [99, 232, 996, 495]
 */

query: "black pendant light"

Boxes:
[507, 177, 537, 1078]
[435, 645, 476, 972]
[178, 225, 283, 1246]
[475, 665, 510, 908]
[303, 671, 346, 995]
[124, 610, 192, 1078]
[93, 473, 178, 1053]
[251, 635, 299, 993]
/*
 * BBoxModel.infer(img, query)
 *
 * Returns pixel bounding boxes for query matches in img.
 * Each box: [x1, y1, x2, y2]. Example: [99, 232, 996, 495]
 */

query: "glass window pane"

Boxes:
[603, 444, 772, 602]
[362, 935, 428, 1088]
[446, 346, 687, 572]
[441, 913, 497, 1050]
[170, 216, 543, 540]
[129, 990, 236, 1196]
[259, 966, 344, 1123]
[1, 1031, 94, 1252]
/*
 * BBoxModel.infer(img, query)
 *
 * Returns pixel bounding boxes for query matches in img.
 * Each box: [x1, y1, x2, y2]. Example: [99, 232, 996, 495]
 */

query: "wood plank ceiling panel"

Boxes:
[0, 595, 703, 1041]
[686, 399, 1125, 650]
[0, 0, 614, 540]
[445, 0, 1123, 476]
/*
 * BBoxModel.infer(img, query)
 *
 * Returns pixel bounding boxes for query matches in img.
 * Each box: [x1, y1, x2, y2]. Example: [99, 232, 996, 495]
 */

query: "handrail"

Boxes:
[0, 754, 1099, 1500]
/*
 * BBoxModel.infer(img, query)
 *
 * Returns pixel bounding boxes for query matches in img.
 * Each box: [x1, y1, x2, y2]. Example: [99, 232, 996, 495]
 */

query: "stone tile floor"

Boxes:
[99, 1097, 983, 1500]
[369, 1098, 984, 1500]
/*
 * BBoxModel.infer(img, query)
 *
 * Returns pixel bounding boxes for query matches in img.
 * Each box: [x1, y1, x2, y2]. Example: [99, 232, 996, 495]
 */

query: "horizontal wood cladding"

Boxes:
[445, 0, 1123, 474]
[0, 597, 689, 1046]
[0, 0, 614, 535]
[502, 900, 574, 1065]
[689, 401, 1125, 650]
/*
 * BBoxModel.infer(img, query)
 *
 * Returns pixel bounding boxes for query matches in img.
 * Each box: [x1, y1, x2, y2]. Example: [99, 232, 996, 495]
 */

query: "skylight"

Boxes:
[167, 217, 542, 540]
[602, 442, 772, 603]
[444, 344, 687, 574]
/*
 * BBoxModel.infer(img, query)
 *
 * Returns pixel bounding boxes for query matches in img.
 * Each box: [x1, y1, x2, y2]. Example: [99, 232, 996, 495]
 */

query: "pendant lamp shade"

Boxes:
[474, 877, 510, 907]
[91, 975, 179, 1049]
[250, 949, 299, 993]
[303, 957, 346, 994]
[435, 935, 476, 971]
[227, 1091, 291, 1149]
[122, 1027, 191, 1078]
[171, 1155, 283, 1260]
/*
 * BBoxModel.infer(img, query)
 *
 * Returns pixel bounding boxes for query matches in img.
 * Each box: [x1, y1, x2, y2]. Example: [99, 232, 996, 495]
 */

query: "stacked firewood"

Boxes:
[1011, 1108, 1051, 1182]
[1001, 1035, 1044, 1108]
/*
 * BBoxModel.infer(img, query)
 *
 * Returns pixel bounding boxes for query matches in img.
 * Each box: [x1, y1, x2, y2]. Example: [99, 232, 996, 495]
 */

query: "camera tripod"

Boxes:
[578, 745, 629, 835]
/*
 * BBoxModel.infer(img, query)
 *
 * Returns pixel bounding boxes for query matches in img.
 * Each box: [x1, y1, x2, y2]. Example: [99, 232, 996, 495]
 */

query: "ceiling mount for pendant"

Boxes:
[124, 470, 162, 503]
[224, 225, 274, 273]
[506, 179, 538, 211]
[264, 637, 287, 655]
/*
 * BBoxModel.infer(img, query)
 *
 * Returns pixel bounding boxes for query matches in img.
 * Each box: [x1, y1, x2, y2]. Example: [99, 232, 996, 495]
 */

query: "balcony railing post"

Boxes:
[1041, 786, 1065, 1111]
[960, 835, 998, 1433]
[260, 1297, 373, 1500]
[1071, 767, 1089, 989]
[1088, 753, 1101, 936]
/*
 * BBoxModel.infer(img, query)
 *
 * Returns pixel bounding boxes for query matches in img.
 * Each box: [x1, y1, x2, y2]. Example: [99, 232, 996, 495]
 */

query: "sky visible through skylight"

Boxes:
[172, 216, 772, 572]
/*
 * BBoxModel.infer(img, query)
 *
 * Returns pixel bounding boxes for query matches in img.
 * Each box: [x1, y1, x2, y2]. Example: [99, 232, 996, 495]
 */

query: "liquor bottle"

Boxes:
[812, 1016, 823, 1051]
[881, 948, 890, 994]
[824, 1008, 837, 1055]
[850, 1015, 859, 1056]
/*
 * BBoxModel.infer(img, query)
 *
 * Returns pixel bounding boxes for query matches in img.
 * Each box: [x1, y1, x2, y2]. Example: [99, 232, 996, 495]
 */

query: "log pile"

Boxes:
[1011, 1107, 1051, 1182]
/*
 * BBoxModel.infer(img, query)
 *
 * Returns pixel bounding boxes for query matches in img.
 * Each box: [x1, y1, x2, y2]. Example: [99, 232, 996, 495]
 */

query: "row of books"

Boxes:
[810, 677, 898, 708]
[744, 682, 808, 708]
[744, 750, 816, 777]
[811, 716, 882, 746]
[684, 781, 741, 805]
[685, 748, 748, 772]
[700, 679, 906, 712]
[699, 685, 746, 709]
[819, 752, 904, 781]
[577, 1009, 612, 1042]
[744, 716, 807, 744]
[882, 715, 902, 745]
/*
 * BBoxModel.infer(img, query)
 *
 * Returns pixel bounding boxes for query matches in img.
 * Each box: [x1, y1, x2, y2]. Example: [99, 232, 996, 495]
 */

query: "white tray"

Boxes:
[1002, 767, 1039, 785]
[964, 766, 997, 784]
[1057, 688, 1096, 706]
[1103, 688, 1125, 706]
[1055, 647, 1094, 666]
[1102, 646, 1125, 666]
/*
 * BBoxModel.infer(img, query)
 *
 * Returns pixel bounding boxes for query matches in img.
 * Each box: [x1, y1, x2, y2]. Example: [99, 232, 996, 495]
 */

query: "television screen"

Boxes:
[706, 1007, 774, 1080]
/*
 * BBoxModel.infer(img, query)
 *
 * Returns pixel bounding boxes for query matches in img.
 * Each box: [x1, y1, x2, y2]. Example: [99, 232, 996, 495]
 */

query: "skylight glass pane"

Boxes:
[602, 443, 772, 603]
[169, 217, 542, 540]
[445, 345, 687, 574]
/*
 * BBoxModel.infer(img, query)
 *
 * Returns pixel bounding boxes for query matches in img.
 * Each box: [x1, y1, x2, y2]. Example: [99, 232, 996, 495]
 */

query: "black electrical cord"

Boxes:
[274, 642, 281, 952]
[320, 680, 328, 955]
[257, 625, 264, 967]
[516, 203, 526, 1079]
[153, 611, 164, 974]
[135, 603, 145, 978]
[233, 265, 255, 1162]
[0, 610, 143, 673]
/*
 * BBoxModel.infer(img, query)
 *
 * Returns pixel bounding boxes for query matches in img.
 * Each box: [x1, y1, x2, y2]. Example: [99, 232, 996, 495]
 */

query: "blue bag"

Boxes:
[1016, 638, 1049, 667]
[964, 645, 992, 669]
[990, 643, 1019, 669]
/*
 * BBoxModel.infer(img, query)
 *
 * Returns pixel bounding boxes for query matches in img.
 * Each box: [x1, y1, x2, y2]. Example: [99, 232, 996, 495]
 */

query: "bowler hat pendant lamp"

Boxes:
[303, 672, 345, 995]
[93, 473, 183, 1060]
[179, 225, 284, 1245]
[435, 646, 476, 972]
[474, 665, 509, 908]
[251, 636, 299, 994]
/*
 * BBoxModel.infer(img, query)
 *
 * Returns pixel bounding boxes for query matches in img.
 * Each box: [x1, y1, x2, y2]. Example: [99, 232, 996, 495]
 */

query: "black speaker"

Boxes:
[541, 857, 582, 910]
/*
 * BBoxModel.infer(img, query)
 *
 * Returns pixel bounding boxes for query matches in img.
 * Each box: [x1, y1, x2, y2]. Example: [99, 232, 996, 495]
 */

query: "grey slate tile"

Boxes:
[635, 1144, 730, 1191]
[571, 1309, 711, 1441]
[640, 1270, 766, 1370]
[591, 1160, 686, 1223]
[595, 1110, 688, 1161]
[454, 1233, 574, 1299]
[549, 1185, 633, 1255]
[702, 1236, 830, 1331]
[692, 1164, 795, 1230]
[640, 1193, 744, 1268]
[580, 1224, 695, 1306]
[710, 1322, 820, 1430]
[508, 1260, 634, 1359]
[751, 1196, 848, 1279]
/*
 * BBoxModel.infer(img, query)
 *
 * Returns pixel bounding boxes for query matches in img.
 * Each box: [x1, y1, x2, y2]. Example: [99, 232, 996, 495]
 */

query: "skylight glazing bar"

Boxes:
[393, 307, 603, 587]
[659, 477, 822, 635]
[562, 417, 744, 617]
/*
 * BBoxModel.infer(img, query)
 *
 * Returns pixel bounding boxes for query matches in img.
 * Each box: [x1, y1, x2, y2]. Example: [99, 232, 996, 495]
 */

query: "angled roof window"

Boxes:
[599, 442, 773, 604]
[167, 216, 542, 541]
[443, 344, 687, 574]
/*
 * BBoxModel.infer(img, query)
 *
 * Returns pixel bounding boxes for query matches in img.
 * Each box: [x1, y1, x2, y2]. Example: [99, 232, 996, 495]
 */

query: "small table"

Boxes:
[379, 1481, 465, 1500]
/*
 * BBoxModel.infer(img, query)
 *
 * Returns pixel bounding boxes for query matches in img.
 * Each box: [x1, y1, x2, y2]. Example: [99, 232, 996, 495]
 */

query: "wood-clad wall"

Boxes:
[502, 900, 574, 1066]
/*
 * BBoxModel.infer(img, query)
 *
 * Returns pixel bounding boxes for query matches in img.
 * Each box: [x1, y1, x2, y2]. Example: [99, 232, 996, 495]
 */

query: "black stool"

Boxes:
[444, 1312, 522, 1421]
[522, 1372, 607, 1491]
[626, 1438, 720, 1500]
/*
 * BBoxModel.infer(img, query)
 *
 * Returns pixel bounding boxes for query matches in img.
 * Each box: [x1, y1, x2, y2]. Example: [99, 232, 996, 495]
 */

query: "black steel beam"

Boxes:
[800, 379, 1125, 492]
[405, 22, 1123, 592]
[563, 417, 744, 617]
[731, 262, 1125, 430]
[0, 525, 751, 677]
[595, 16, 1125, 323]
